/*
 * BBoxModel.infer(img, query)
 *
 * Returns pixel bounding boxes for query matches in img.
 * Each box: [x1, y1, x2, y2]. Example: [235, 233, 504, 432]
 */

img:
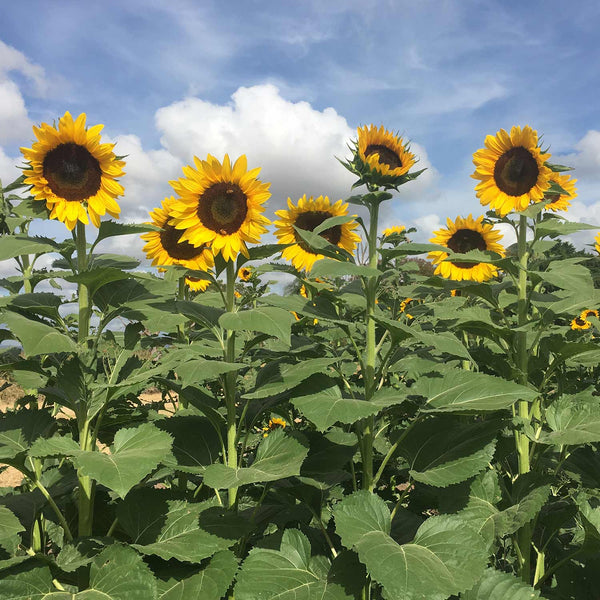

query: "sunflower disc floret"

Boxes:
[428, 214, 505, 282]
[472, 125, 552, 217]
[274, 194, 361, 272]
[167, 154, 271, 262]
[20, 111, 125, 230]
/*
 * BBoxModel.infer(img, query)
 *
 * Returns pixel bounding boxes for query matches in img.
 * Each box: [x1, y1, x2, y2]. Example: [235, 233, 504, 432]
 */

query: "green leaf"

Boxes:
[203, 429, 308, 488]
[412, 370, 537, 412]
[536, 219, 598, 238]
[29, 435, 79, 458]
[72, 423, 173, 498]
[462, 567, 546, 599]
[219, 307, 294, 345]
[539, 391, 600, 446]
[397, 417, 499, 487]
[67, 267, 131, 298]
[311, 258, 380, 279]
[6, 293, 62, 320]
[158, 550, 238, 600]
[0, 312, 77, 356]
[94, 221, 157, 246]
[0, 409, 55, 461]
[118, 490, 242, 563]
[0, 235, 58, 261]
[333, 491, 487, 600]
[235, 529, 354, 600]
[174, 359, 243, 388]
[0, 506, 24, 556]
[292, 226, 353, 263]
[533, 260, 594, 292]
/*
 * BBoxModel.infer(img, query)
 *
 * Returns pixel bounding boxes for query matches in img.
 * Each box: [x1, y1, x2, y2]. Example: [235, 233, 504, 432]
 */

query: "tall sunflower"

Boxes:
[472, 125, 552, 216]
[167, 154, 271, 262]
[274, 195, 361, 272]
[20, 111, 125, 230]
[544, 172, 577, 212]
[358, 125, 416, 178]
[141, 197, 214, 275]
[428, 214, 505, 282]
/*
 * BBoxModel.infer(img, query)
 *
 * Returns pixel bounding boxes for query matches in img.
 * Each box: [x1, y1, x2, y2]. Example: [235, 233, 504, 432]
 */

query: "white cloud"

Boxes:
[0, 145, 21, 186]
[0, 39, 47, 95]
[561, 130, 600, 180]
[0, 80, 32, 144]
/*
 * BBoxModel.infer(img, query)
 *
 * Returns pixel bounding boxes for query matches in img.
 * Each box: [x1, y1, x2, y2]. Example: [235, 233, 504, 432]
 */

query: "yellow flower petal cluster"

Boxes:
[472, 126, 552, 216]
[594, 232, 600, 255]
[274, 195, 361, 272]
[382, 225, 406, 237]
[239, 266, 252, 282]
[262, 417, 287, 437]
[428, 214, 505, 282]
[358, 125, 416, 179]
[168, 154, 271, 262]
[544, 172, 577, 212]
[20, 111, 125, 230]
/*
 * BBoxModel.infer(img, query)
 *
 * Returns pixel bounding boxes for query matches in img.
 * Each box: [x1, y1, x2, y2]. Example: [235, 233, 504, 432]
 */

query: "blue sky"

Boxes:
[1, 0, 600, 264]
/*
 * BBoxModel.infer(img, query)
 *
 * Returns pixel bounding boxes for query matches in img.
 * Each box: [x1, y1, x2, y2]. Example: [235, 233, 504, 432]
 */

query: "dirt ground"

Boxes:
[0, 379, 164, 488]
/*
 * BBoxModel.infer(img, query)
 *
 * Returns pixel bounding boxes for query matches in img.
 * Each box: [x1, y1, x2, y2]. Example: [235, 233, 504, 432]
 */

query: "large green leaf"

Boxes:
[333, 491, 487, 600]
[235, 529, 355, 600]
[412, 370, 537, 413]
[462, 567, 546, 599]
[174, 358, 243, 388]
[0, 235, 58, 260]
[94, 221, 157, 246]
[0, 506, 24, 556]
[0, 409, 55, 461]
[397, 417, 499, 487]
[203, 429, 308, 488]
[158, 550, 238, 600]
[533, 259, 594, 292]
[118, 490, 243, 563]
[1, 312, 77, 356]
[540, 391, 600, 446]
[72, 423, 173, 498]
[311, 258, 380, 279]
[219, 307, 294, 345]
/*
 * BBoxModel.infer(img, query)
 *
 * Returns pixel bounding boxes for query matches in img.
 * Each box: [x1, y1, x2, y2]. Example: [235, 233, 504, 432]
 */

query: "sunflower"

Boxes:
[141, 197, 214, 276]
[596, 232, 600, 255]
[428, 214, 505, 282]
[262, 417, 287, 437]
[581, 309, 599, 320]
[239, 266, 252, 282]
[274, 195, 361, 272]
[185, 277, 211, 292]
[544, 172, 577, 212]
[20, 112, 125, 230]
[472, 125, 552, 216]
[571, 316, 591, 331]
[382, 225, 406, 238]
[168, 154, 271, 262]
[399, 297, 414, 319]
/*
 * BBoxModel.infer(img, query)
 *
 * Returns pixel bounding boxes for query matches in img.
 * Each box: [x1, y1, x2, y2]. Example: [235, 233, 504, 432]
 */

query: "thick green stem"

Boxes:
[515, 214, 532, 582]
[33, 479, 73, 542]
[21, 254, 33, 294]
[76, 222, 90, 344]
[77, 418, 95, 537]
[224, 260, 238, 508]
[361, 201, 380, 492]
[176, 276, 188, 345]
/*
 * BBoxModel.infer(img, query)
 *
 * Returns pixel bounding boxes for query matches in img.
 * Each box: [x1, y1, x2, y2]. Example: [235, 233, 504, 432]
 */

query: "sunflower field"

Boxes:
[0, 113, 599, 600]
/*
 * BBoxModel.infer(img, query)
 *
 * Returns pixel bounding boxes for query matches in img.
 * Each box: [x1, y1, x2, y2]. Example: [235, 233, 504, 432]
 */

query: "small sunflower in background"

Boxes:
[571, 315, 591, 331]
[544, 172, 577, 212]
[428, 214, 505, 282]
[262, 417, 286, 437]
[342, 124, 423, 190]
[274, 195, 361, 272]
[382, 225, 406, 238]
[168, 154, 271, 262]
[238, 266, 252, 282]
[141, 197, 214, 281]
[472, 125, 552, 216]
[20, 111, 125, 230]
[595, 232, 600, 255]
[581, 309, 599, 321]
[399, 297, 414, 319]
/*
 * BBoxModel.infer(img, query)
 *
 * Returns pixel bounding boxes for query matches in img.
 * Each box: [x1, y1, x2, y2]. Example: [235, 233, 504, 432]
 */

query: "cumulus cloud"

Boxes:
[561, 130, 600, 180]
[0, 145, 21, 186]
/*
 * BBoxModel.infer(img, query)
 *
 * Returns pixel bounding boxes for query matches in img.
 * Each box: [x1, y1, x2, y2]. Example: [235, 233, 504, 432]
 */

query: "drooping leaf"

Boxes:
[462, 567, 546, 599]
[0, 506, 25, 556]
[72, 423, 173, 498]
[333, 491, 488, 600]
[311, 258, 380, 279]
[0, 235, 58, 261]
[203, 429, 308, 489]
[219, 307, 294, 345]
[174, 359, 243, 389]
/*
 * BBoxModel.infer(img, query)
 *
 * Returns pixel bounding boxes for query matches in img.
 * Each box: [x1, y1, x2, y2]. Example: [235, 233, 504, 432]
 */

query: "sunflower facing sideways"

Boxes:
[428, 214, 505, 282]
[20, 111, 125, 230]
[141, 197, 214, 291]
[472, 125, 552, 216]
[167, 154, 271, 262]
[274, 195, 361, 272]
[382, 225, 406, 238]
[596, 232, 600, 255]
[544, 172, 577, 212]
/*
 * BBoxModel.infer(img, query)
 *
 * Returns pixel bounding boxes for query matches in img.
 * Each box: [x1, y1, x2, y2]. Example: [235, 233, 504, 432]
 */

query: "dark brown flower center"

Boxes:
[197, 182, 248, 235]
[42, 142, 102, 202]
[364, 144, 402, 169]
[160, 224, 206, 260]
[493, 146, 539, 197]
[574, 317, 587, 327]
[294, 210, 342, 253]
[447, 228, 486, 269]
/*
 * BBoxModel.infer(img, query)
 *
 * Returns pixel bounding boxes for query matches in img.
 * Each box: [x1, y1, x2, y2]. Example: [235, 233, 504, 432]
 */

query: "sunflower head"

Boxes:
[274, 194, 361, 272]
[141, 197, 215, 275]
[544, 172, 577, 212]
[571, 316, 591, 330]
[472, 125, 552, 217]
[382, 225, 406, 239]
[581, 309, 599, 321]
[168, 154, 271, 262]
[595, 232, 600, 255]
[186, 277, 212, 292]
[341, 125, 423, 190]
[20, 111, 125, 230]
[428, 214, 505, 282]
[399, 298, 414, 319]
[262, 417, 287, 437]
[238, 266, 252, 282]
